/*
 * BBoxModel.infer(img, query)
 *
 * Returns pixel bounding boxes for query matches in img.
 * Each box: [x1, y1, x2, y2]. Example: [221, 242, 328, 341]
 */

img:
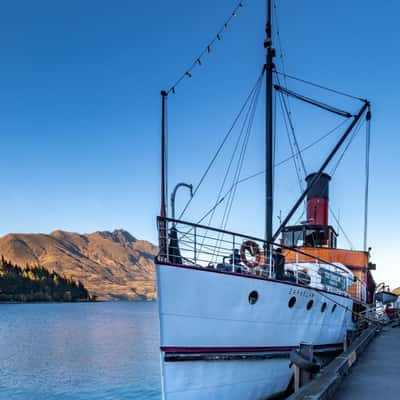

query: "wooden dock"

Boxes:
[288, 323, 400, 399]
[336, 325, 400, 399]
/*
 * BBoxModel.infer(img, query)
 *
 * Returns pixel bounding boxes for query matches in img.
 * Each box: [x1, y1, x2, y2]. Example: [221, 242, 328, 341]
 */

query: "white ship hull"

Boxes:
[157, 263, 354, 400]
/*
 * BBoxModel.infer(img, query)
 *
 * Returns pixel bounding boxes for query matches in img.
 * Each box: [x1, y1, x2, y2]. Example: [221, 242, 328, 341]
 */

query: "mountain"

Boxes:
[0, 229, 157, 301]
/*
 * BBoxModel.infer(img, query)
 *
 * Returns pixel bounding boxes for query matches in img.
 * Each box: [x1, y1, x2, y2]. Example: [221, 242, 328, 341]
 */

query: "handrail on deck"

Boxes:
[157, 216, 356, 276]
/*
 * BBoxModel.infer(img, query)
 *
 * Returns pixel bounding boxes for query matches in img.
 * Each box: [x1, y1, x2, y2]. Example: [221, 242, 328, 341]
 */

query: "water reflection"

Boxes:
[0, 302, 161, 399]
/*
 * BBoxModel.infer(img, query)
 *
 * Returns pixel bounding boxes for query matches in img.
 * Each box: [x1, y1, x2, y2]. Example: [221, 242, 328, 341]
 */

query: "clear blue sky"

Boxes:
[0, 1, 399, 285]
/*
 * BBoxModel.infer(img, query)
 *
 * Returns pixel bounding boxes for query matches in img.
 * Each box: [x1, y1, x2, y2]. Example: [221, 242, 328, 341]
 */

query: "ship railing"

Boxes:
[157, 217, 365, 300]
[358, 303, 390, 325]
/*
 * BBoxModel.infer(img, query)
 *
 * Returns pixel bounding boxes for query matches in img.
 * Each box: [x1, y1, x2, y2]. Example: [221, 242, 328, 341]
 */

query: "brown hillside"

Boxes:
[0, 229, 157, 300]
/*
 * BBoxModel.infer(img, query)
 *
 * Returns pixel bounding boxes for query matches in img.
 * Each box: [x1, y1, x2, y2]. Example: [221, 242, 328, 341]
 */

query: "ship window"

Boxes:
[332, 304, 337, 313]
[288, 296, 296, 308]
[283, 231, 294, 247]
[321, 302, 327, 312]
[306, 300, 314, 310]
[248, 291, 258, 305]
[293, 230, 304, 247]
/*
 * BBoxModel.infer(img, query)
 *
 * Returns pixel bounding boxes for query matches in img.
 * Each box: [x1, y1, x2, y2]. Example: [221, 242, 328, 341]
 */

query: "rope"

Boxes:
[167, 1, 246, 95]
[211, 75, 262, 259]
[273, 0, 293, 119]
[205, 70, 265, 230]
[329, 118, 364, 177]
[178, 68, 265, 220]
[198, 71, 264, 253]
[233, 119, 347, 189]
[329, 207, 355, 250]
[221, 77, 262, 230]
[308, 285, 380, 325]
[279, 90, 307, 177]
[295, 118, 365, 248]
[275, 71, 366, 102]
[277, 91, 305, 192]
[191, 119, 347, 229]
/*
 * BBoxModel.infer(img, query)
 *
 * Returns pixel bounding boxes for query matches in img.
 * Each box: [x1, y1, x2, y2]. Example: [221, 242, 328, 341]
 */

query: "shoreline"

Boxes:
[0, 299, 156, 304]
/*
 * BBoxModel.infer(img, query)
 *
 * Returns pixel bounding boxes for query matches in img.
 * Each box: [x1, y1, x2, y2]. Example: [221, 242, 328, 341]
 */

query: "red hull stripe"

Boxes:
[161, 343, 342, 354]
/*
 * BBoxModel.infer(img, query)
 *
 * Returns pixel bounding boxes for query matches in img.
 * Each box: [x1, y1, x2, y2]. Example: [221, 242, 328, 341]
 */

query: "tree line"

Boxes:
[0, 256, 92, 302]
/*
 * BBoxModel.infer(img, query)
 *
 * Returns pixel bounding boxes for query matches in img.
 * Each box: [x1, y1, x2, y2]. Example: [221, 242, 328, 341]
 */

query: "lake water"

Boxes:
[0, 302, 161, 399]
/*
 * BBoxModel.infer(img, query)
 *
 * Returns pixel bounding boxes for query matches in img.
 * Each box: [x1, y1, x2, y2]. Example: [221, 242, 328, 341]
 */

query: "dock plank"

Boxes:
[336, 327, 400, 399]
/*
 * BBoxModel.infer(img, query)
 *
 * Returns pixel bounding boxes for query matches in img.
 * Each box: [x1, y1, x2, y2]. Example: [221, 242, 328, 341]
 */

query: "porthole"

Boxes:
[306, 300, 314, 310]
[332, 304, 337, 313]
[248, 291, 259, 305]
[321, 302, 327, 312]
[288, 296, 296, 308]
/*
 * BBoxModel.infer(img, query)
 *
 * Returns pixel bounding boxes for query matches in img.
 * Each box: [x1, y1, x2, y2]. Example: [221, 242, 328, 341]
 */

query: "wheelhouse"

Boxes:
[281, 224, 338, 249]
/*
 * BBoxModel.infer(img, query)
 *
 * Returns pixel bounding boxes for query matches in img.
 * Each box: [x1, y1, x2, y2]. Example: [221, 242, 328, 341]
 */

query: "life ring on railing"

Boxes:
[240, 240, 261, 269]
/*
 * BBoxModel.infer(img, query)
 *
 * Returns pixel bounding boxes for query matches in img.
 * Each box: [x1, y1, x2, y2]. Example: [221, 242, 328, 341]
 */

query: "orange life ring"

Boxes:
[240, 240, 261, 268]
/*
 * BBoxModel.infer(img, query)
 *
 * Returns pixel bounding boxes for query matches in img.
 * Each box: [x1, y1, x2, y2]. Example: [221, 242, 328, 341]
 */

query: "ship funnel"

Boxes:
[306, 173, 331, 225]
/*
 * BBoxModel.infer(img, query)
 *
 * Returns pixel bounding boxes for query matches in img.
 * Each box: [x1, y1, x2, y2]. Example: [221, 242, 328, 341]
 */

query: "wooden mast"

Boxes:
[160, 90, 168, 258]
[265, 0, 274, 243]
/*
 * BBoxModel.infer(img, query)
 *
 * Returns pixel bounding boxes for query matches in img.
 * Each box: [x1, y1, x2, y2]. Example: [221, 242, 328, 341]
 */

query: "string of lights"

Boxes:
[166, 1, 245, 95]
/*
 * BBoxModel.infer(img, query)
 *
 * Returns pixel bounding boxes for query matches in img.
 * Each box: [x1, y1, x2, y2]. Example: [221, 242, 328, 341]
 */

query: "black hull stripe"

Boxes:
[162, 343, 343, 362]
[161, 343, 343, 354]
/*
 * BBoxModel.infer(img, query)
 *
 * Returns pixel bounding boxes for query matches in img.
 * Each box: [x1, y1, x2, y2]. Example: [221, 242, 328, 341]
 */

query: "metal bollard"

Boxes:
[290, 342, 320, 391]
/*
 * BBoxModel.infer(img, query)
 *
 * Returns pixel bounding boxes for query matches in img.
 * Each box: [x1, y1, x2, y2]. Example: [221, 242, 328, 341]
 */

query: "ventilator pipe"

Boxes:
[171, 183, 193, 224]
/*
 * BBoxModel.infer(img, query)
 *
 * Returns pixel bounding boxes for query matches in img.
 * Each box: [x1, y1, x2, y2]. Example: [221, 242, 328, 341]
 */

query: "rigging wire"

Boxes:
[191, 119, 347, 232]
[268, 107, 369, 251]
[302, 117, 365, 249]
[275, 85, 353, 118]
[275, 71, 366, 102]
[291, 118, 365, 234]
[199, 71, 264, 252]
[301, 118, 365, 248]
[329, 118, 364, 177]
[276, 68, 354, 236]
[166, 1, 246, 95]
[277, 91, 304, 192]
[275, 69, 307, 221]
[275, 120, 348, 168]
[329, 207, 355, 250]
[195, 118, 363, 243]
[273, 0, 304, 210]
[306, 284, 378, 325]
[273, 0, 294, 119]
[278, 90, 307, 178]
[211, 76, 263, 259]
[178, 68, 265, 220]
[313, 118, 365, 248]
[222, 77, 262, 230]
[273, 1, 295, 131]
[202, 94, 254, 230]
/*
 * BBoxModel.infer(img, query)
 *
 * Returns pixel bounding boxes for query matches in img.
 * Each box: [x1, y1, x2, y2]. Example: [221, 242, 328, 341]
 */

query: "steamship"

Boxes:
[155, 2, 376, 399]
